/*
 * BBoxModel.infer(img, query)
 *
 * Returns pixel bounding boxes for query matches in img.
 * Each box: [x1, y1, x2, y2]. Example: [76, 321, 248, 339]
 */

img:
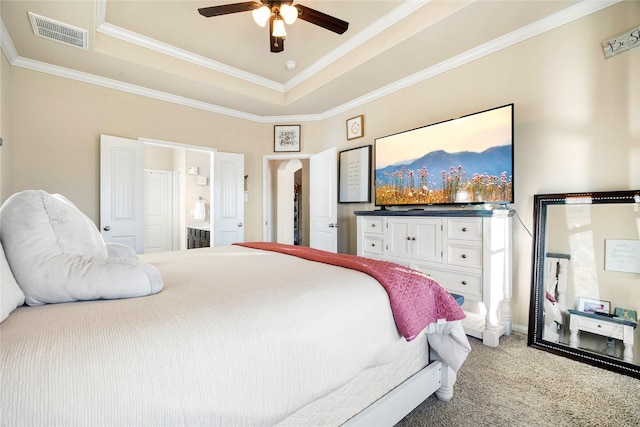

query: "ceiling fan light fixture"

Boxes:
[252, 5, 270, 27]
[272, 18, 287, 38]
[280, 4, 298, 25]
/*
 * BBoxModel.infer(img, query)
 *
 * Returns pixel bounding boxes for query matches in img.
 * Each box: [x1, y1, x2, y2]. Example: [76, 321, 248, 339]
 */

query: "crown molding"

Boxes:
[2, 0, 621, 124]
[95, 0, 424, 95]
[95, 24, 284, 93]
[283, 0, 429, 91]
[0, 18, 19, 63]
[320, 0, 621, 119]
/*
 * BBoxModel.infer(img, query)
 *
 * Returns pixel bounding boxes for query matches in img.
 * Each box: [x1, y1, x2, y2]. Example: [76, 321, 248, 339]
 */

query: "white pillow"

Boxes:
[0, 240, 25, 322]
[0, 190, 162, 306]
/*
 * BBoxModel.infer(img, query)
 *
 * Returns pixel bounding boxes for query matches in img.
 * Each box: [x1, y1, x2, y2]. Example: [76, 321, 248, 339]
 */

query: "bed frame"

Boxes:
[346, 359, 455, 426]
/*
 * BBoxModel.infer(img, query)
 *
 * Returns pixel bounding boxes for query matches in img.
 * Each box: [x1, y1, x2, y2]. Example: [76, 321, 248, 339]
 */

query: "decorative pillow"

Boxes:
[0, 240, 25, 322]
[0, 190, 162, 306]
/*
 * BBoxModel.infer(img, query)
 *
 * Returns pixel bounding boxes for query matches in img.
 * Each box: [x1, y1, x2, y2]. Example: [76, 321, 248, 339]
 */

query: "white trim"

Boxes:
[283, 0, 429, 91]
[96, 21, 284, 93]
[95, 0, 424, 94]
[1, 0, 621, 123]
[139, 137, 218, 152]
[0, 17, 19, 63]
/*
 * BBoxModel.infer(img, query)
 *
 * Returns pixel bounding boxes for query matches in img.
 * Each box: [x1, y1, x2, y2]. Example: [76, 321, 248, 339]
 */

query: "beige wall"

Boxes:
[1, 2, 638, 331]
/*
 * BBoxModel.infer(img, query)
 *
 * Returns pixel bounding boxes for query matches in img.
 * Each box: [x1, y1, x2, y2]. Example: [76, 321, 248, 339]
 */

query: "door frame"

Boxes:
[262, 154, 311, 243]
[139, 138, 217, 247]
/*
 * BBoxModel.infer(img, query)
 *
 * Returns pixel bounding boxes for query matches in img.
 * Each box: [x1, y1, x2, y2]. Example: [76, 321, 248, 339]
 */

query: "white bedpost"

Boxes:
[434, 362, 456, 401]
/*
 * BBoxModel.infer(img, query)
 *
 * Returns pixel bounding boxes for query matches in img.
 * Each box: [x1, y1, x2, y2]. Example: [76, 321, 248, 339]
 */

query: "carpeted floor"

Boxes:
[395, 332, 640, 427]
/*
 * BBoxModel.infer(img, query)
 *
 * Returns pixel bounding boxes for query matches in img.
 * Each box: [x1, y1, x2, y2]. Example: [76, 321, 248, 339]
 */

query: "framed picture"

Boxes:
[274, 125, 300, 152]
[577, 297, 611, 314]
[614, 307, 638, 322]
[339, 145, 371, 203]
[346, 115, 364, 140]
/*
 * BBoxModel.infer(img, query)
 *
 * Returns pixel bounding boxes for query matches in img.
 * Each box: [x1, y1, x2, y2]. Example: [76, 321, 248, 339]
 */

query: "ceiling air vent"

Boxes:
[28, 12, 88, 50]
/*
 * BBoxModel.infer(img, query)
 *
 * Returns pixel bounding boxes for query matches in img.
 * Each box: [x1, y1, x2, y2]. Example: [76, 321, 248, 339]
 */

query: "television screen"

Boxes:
[374, 104, 514, 207]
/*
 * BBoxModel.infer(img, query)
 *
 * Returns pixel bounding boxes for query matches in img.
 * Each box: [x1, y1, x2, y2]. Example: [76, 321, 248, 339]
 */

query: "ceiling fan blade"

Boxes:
[269, 15, 284, 53]
[295, 4, 349, 34]
[198, 2, 259, 18]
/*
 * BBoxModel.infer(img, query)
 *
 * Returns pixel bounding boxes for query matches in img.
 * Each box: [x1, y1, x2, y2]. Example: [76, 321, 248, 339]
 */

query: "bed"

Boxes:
[0, 190, 470, 426]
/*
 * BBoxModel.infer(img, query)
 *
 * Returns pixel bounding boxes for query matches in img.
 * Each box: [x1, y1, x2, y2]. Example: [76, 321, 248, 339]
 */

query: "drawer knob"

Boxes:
[371, 224, 376, 228]
[462, 227, 467, 232]
[371, 243, 375, 247]
[461, 254, 467, 259]
[411, 237, 416, 241]
[597, 324, 602, 328]
[407, 237, 411, 241]
[461, 281, 467, 286]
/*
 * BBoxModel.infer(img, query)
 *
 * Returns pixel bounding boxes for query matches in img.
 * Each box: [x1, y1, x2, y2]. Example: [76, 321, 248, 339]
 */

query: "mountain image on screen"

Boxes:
[375, 144, 512, 205]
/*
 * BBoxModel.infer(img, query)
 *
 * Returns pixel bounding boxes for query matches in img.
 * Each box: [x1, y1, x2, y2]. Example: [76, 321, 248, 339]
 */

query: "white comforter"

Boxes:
[1, 245, 463, 426]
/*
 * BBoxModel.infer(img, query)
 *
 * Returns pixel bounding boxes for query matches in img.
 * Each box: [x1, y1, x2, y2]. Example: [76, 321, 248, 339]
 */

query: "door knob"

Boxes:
[103, 225, 110, 231]
[238, 223, 243, 227]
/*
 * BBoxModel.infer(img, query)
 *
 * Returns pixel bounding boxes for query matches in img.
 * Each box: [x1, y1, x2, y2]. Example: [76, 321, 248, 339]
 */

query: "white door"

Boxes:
[310, 147, 337, 252]
[144, 170, 172, 252]
[100, 135, 144, 253]
[213, 152, 245, 245]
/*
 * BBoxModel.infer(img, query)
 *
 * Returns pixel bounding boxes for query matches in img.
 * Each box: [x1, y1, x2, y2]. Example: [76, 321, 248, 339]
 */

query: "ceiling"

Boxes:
[0, 0, 617, 122]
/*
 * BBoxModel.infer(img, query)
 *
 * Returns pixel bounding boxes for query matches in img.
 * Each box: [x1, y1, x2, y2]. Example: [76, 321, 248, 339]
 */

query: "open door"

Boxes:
[100, 135, 144, 253]
[309, 147, 337, 252]
[213, 152, 245, 245]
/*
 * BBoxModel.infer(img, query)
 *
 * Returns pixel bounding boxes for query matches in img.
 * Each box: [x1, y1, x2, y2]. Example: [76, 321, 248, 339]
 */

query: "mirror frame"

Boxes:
[528, 190, 640, 378]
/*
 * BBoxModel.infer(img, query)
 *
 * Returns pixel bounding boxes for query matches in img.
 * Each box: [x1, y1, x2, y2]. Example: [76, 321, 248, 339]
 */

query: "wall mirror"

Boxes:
[528, 190, 640, 378]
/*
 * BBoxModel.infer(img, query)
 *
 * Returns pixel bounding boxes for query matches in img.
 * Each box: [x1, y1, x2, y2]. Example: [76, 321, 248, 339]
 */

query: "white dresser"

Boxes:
[355, 209, 513, 347]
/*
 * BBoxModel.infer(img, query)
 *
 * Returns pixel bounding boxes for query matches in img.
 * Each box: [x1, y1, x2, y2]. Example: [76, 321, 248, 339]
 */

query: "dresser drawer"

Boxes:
[362, 217, 384, 235]
[362, 235, 384, 255]
[422, 267, 482, 299]
[446, 244, 482, 269]
[447, 218, 482, 241]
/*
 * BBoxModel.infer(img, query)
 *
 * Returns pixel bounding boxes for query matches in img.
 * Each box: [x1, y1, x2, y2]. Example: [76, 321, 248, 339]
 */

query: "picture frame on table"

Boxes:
[577, 297, 611, 314]
[346, 115, 364, 140]
[338, 145, 372, 203]
[274, 125, 301, 152]
[614, 307, 638, 322]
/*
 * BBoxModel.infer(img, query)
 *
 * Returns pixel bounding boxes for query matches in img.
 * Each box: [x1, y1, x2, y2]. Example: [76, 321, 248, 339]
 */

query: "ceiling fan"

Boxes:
[198, 1, 349, 53]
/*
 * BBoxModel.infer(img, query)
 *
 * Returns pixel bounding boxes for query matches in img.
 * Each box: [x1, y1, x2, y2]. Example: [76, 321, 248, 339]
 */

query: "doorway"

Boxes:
[101, 134, 243, 253]
[262, 147, 337, 252]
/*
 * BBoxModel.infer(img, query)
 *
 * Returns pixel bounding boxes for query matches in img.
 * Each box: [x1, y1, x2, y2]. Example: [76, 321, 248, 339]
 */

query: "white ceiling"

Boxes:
[0, 0, 619, 122]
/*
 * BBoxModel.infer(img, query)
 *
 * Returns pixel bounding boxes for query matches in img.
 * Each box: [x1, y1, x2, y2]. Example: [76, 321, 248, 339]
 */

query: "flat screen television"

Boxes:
[374, 103, 514, 207]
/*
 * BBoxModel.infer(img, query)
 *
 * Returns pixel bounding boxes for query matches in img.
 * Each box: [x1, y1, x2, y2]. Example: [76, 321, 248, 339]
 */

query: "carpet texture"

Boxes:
[396, 332, 640, 426]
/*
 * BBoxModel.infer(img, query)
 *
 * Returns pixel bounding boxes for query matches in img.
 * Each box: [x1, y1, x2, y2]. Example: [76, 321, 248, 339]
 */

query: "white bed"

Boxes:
[1, 244, 470, 426]
[0, 190, 470, 426]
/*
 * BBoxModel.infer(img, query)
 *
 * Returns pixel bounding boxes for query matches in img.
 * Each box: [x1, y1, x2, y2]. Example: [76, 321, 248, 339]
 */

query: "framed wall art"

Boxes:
[339, 145, 371, 203]
[274, 125, 301, 152]
[346, 115, 364, 140]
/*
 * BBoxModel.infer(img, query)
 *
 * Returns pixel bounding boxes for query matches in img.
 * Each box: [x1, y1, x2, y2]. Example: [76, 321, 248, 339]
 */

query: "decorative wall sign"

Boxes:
[602, 25, 640, 59]
[274, 125, 301, 152]
[339, 145, 371, 203]
[346, 115, 364, 140]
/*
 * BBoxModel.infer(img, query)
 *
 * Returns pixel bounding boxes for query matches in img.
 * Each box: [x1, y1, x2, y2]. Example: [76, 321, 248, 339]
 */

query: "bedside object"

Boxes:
[568, 309, 637, 363]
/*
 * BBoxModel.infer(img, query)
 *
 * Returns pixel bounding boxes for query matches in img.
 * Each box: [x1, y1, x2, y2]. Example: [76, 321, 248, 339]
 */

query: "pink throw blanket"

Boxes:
[234, 242, 465, 341]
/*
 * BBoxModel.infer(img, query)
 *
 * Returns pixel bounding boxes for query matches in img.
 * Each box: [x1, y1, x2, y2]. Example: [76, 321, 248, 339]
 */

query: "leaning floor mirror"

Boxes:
[528, 190, 640, 378]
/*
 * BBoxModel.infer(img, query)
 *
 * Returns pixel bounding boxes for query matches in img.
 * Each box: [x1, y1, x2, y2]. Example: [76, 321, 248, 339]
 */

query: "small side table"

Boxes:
[568, 309, 637, 363]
